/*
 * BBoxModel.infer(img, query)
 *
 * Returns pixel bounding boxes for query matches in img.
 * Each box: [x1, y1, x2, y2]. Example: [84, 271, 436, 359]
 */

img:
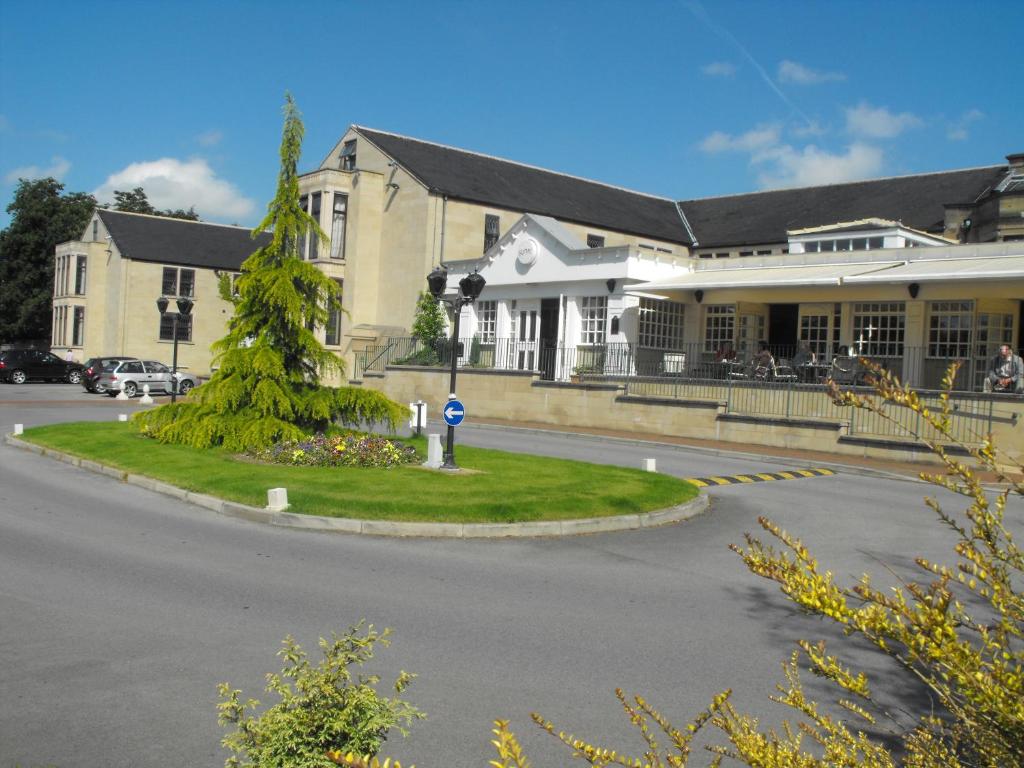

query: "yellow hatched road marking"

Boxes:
[690, 479, 709, 487]
[709, 477, 733, 485]
[776, 471, 796, 480]
[733, 475, 756, 483]
[795, 470, 815, 477]
[756, 473, 776, 481]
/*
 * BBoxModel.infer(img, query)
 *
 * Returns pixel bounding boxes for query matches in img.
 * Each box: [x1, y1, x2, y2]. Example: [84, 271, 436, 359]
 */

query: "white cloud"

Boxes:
[777, 60, 846, 85]
[791, 119, 827, 138]
[947, 108, 984, 141]
[197, 129, 223, 147]
[700, 124, 781, 154]
[93, 157, 256, 220]
[4, 155, 71, 184]
[755, 142, 885, 188]
[845, 102, 922, 138]
[701, 61, 736, 77]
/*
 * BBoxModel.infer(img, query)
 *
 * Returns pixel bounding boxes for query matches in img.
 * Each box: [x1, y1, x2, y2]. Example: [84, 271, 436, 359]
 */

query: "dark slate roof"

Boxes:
[354, 127, 692, 245]
[98, 209, 272, 270]
[678, 165, 1006, 248]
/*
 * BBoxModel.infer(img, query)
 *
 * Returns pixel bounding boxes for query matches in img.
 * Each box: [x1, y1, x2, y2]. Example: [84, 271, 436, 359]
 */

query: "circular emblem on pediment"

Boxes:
[516, 236, 539, 266]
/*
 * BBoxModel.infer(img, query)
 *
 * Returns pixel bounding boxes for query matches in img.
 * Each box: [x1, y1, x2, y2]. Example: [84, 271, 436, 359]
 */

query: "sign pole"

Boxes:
[443, 309, 461, 469]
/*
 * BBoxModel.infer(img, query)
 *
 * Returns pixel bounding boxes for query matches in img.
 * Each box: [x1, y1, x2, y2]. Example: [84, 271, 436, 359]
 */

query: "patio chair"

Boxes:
[772, 359, 798, 382]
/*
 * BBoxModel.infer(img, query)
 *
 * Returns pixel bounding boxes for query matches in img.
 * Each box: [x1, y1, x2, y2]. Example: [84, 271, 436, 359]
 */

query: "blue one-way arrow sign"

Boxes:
[442, 399, 466, 427]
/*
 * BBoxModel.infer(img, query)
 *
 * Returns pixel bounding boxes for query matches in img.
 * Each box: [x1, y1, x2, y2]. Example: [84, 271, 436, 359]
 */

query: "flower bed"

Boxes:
[249, 433, 419, 468]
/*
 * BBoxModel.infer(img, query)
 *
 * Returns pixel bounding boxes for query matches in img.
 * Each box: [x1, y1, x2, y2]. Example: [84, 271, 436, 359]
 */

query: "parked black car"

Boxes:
[81, 356, 139, 393]
[0, 349, 85, 384]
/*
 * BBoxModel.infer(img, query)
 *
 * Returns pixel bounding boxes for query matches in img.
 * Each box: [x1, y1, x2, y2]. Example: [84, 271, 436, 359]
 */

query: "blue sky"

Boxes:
[1, 0, 1021, 228]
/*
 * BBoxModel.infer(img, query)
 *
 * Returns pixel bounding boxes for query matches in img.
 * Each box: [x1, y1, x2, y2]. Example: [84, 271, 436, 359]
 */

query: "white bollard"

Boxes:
[118, 414, 128, 422]
[116, 380, 129, 400]
[267, 487, 289, 512]
[423, 433, 443, 469]
[14, 423, 24, 435]
[643, 458, 657, 473]
[139, 384, 153, 405]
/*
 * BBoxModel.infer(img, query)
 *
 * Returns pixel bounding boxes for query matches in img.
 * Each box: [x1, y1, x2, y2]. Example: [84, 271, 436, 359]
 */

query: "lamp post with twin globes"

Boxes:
[426, 267, 486, 470]
[156, 296, 193, 404]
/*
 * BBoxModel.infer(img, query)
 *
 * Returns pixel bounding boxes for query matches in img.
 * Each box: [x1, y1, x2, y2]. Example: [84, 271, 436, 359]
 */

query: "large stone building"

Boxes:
[52, 209, 270, 373]
[54, 128, 1024, 391]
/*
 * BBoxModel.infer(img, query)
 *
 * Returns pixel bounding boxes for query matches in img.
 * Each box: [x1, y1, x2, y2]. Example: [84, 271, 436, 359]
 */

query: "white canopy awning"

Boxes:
[627, 262, 900, 292]
[843, 255, 1024, 284]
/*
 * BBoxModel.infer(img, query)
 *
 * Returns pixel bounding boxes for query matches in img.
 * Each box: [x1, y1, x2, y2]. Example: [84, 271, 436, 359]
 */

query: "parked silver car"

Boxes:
[96, 359, 200, 398]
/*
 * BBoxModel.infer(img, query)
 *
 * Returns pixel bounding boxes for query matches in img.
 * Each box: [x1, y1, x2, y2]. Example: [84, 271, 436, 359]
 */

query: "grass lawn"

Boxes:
[20, 422, 699, 523]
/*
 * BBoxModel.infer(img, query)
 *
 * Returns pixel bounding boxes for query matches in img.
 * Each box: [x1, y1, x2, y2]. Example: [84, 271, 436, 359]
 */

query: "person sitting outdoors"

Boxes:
[792, 341, 815, 367]
[752, 341, 775, 379]
[985, 344, 1024, 394]
[830, 345, 861, 384]
[715, 342, 737, 362]
[792, 341, 816, 382]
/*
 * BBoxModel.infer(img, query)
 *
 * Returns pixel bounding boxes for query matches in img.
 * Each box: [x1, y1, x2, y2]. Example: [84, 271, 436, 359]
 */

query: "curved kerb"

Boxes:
[4, 434, 709, 538]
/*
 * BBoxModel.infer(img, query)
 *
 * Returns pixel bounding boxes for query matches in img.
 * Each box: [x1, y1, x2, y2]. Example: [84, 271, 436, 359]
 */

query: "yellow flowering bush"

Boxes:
[339, 362, 1022, 767]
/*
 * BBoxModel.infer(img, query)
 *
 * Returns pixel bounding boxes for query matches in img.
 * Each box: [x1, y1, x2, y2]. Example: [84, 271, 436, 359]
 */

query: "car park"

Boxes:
[95, 359, 200, 398]
[81, 356, 139, 393]
[0, 349, 85, 384]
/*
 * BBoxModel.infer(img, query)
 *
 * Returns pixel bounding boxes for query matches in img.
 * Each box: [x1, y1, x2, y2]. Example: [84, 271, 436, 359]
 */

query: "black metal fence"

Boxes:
[356, 337, 1019, 443]
[358, 337, 1015, 393]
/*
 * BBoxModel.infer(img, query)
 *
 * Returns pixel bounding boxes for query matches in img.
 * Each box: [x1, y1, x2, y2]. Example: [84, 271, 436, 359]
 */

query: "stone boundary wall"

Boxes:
[363, 366, 1024, 467]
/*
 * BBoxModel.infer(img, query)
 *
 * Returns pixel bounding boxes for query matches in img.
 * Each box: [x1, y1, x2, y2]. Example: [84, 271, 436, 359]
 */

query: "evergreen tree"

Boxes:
[410, 291, 446, 346]
[0, 178, 95, 342]
[135, 95, 404, 451]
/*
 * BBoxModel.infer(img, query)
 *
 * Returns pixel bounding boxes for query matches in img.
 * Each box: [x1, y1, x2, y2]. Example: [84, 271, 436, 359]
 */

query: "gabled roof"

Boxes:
[353, 127, 693, 246]
[97, 209, 272, 270]
[678, 165, 1006, 248]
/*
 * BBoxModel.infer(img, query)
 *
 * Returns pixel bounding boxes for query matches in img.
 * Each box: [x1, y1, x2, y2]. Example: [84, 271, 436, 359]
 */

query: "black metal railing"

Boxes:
[356, 337, 1019, 394]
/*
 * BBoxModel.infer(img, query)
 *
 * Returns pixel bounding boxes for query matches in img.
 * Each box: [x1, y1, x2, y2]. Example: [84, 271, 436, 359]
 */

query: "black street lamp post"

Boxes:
[157, 296, 194, 404]
[426, 266, 486, 470]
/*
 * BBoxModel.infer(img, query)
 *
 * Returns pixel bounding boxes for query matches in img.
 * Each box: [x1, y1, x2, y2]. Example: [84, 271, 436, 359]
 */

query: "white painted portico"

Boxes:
[443, 213, 690, 378]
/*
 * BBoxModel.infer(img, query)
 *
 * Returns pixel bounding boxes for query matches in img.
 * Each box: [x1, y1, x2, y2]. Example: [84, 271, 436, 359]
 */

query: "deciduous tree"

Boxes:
[0, 178, 95, 342]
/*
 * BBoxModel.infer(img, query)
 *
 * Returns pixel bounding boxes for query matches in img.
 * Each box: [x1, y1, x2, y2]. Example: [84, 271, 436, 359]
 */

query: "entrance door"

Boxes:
[798, 303, 839, 360]
[514, 302, 539, 371]
[769, 304, 799, 357]
[538, 298, 560, 380]
[736, 313, 765, 361]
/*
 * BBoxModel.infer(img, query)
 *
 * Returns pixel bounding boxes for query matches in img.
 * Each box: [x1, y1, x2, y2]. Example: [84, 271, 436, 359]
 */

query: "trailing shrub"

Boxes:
[217, 623, 423, 768]
[249, 433, 419, 468]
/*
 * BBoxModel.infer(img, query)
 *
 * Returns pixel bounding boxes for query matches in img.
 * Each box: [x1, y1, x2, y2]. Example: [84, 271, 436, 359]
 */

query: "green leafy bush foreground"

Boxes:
[249, 433, 419, 468]
[218, 623, 423, 768]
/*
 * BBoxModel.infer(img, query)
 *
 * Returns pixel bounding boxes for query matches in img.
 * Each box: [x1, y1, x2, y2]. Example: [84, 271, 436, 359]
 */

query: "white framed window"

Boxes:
[927, 301, 973, 359]
[853, 302, 905, 356]
[579, 296, 607, 345]
[638, 299, 685, 350]
[475, 300, 497, 342]
[330, 193, 347, 260]
[703, 304, 735, 352]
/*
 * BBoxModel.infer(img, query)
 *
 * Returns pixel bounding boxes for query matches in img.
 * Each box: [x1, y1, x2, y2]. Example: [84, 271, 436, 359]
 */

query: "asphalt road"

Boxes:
[2, 384, 1019, 767]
